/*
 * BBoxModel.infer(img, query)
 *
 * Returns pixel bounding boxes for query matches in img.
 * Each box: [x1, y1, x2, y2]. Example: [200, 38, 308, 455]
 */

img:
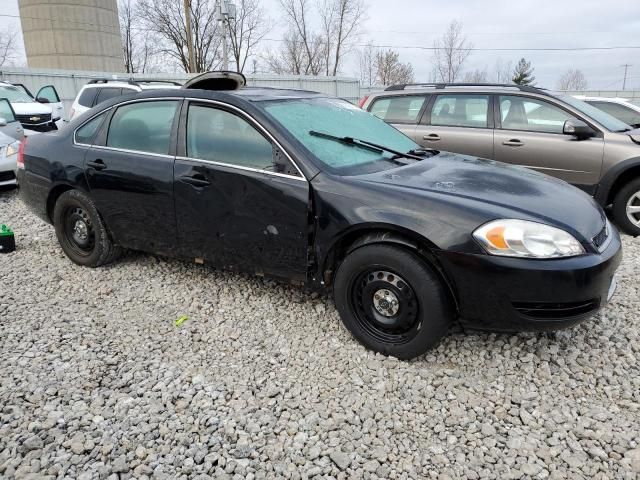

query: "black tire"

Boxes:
[53, 189, 122, 267]
[612, 178, 640, 236]
[333, 244, 453, 360]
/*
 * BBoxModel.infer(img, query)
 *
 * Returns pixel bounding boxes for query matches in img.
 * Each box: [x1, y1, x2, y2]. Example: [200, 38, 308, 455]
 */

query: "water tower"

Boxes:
[18, 0, 124, 72]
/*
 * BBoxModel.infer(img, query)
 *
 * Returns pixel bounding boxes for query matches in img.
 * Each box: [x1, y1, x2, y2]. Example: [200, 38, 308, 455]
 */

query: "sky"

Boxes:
[2, 0, 640, 89]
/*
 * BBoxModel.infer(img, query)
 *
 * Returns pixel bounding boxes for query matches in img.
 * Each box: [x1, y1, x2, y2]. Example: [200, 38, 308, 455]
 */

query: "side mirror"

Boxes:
[36, 97, 50, 104]
[563, 120, 595, 140]
[0, 117, 6, 127]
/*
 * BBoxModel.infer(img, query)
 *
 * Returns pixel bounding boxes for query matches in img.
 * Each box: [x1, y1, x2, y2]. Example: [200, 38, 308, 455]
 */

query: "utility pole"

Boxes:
[217, 0, 236, 71]
[183, 0, 196, 73]
[622, 64, 632, 90]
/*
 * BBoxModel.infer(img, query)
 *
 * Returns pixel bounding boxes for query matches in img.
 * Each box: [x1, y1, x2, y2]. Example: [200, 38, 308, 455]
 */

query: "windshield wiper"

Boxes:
[309, 130, 425, 161]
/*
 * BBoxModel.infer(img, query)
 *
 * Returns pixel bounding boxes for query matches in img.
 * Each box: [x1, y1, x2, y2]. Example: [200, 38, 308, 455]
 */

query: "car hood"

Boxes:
[10, 102, 53, 115]
[355, 152, 606, 241]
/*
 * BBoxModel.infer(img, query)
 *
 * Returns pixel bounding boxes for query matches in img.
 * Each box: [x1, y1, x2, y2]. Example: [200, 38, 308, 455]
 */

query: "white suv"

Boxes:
[574, 96, 640, 129]
[69, 79, 182, 120]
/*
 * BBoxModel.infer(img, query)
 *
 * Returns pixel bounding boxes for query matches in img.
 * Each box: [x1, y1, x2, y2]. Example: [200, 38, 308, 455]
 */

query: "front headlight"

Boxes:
[473, 219, 585, 258]
[5, 141, 19, 157]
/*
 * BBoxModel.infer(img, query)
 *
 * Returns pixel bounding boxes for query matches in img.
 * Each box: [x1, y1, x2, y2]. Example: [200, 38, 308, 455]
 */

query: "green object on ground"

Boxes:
[0, 224, 13, 236]
[174, 315, 188, 327]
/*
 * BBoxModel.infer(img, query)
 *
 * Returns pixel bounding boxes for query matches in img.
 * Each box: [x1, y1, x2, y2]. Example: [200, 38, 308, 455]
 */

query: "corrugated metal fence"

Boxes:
[0, 67, 363, 118]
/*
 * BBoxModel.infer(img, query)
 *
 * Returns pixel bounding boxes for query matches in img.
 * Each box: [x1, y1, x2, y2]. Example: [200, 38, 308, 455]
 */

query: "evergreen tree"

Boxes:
[512, 58, 535, 85]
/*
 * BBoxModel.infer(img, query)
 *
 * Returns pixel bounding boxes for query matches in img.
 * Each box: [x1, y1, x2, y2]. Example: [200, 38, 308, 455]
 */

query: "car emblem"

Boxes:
[29, 116, 41, 121]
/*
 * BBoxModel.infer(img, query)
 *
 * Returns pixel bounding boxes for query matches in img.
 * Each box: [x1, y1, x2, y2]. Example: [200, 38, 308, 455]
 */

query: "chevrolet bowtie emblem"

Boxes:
[29, 116, 41, 121]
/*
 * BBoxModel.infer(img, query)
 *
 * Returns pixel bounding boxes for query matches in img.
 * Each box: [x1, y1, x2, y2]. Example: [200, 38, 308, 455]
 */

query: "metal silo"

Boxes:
[18, 0, 124, 72]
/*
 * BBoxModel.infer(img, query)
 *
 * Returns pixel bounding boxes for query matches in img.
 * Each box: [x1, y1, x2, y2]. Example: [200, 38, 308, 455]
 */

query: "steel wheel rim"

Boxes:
[626, 190, 640, 227]
[64, 206, 95, 257]
[350, 269, 421, 345]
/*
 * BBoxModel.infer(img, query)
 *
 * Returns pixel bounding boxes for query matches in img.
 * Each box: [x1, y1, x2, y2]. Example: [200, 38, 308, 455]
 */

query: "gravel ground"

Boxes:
[1, 187, 639, 480]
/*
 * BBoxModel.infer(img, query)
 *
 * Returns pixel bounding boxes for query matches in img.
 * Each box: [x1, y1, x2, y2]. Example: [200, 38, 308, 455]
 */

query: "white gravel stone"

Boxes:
[1, 188, 639, 479]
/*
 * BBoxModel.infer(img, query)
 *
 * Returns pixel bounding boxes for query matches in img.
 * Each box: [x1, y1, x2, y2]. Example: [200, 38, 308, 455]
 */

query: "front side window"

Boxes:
[369, 95, 427, 124]
[107, 100, 178, 154]
[500, 96, 578, 134]
[75, 112, 107, 145]
[95, 88, 123, 106]
[587, 101, 640, 127]
[431, 94, 490, 128]
[263, 97, 418, 174]
[186, 104, 274, 170]
[0, 99, 16, 122]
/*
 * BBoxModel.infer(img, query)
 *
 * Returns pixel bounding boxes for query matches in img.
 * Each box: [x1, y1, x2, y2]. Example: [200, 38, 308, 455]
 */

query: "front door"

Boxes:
[0, 98, 23, 141]
[494, 95, 605, 187]
[84, 99, 180, 254]
[36, 85, 65, 124]
[174, 101, 309, 282]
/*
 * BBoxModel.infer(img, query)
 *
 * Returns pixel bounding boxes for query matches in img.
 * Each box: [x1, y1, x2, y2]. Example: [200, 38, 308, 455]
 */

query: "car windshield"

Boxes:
[0, 85, 34, 103]
[262, 97, 419, 174]
[556, 94, 632, 132]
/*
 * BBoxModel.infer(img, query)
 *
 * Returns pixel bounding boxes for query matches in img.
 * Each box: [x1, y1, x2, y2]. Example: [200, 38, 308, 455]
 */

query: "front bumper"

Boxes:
[0, 154, 17, 186]
[437, 230, 622, 332]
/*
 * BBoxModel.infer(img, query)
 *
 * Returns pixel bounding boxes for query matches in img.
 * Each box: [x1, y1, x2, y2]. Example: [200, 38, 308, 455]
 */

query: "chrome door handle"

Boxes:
[502, 139, 524, 147]
[86, 159, 106, 170]
[179, 174, 211, 187]
[423, 134, 441, 141]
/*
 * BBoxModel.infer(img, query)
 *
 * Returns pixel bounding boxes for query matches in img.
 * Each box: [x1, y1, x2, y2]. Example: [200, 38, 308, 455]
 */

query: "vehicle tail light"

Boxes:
[17, 137, 26, 170]
[358, 95, 369, 108]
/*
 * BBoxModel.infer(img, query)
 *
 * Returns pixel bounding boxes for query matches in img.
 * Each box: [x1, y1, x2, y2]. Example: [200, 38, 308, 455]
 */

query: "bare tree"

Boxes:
[137, 0, 221, 73]
[432, 21, 472, 82]
[228, 0, 273, 73]
[321, 0, 364, 75]
[375, 49, 414, 86]
[557, 69, 588, 91]
[278, 0, 325, 75]
[119, 0, 158, 73]
[462, 69, 488, 83]
[0, 26, 18, 68]
[493, 58, 513, 83]
[263, 32, 307, 74]
[357, 42, 376, 86]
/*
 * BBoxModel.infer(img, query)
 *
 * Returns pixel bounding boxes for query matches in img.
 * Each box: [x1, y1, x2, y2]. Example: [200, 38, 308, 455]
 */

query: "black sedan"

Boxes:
[17, 75, 622, 359]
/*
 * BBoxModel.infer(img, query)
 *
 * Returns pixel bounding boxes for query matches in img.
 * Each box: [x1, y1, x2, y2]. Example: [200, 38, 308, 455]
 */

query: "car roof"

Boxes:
[367, 83, 554, 98]
[575, 96, 633, 103]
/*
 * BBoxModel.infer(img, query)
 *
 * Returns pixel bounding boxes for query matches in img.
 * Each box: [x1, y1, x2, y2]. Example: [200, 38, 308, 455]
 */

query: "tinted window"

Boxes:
[38, 85, 60, 103]
[107, 101, 178, 154]
[500, 96, 577, 134]
[0, 99, 16, 122]
[77, 88, 98, 108]
[95, 88, 123, 106]
[75, 113, 107, 144]
[370, 95, 427, 123]
[431, 95, 489, 128]
[587, 101, 640, 127]
[187, 104, 274, 170]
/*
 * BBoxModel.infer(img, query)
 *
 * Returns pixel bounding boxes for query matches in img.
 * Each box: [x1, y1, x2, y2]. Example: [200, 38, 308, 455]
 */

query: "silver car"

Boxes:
[0, 130, 20, 187]
[0, 98, 24, 141]
[362, 83, 640, 236]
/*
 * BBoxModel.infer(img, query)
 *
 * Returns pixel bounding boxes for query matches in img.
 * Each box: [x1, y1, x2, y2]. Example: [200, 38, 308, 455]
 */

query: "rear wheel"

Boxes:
[612, 178, 640, 236]
[333, 244, 453, 359]
[53, 189, 121, 267]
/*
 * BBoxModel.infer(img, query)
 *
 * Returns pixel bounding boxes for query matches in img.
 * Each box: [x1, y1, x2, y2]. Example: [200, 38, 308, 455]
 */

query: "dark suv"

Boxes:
[362, 83, 640, 236]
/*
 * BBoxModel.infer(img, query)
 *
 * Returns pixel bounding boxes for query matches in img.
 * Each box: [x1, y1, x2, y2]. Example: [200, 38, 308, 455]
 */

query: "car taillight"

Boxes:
[358, 95, 370, 109]
[17, 137, 26, 170]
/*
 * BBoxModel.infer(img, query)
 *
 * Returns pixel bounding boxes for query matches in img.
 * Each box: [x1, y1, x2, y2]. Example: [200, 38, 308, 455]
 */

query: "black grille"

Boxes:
[0, 170, 15, 182]
[513, 299, 600, 319]
[16, 113, 51, 126]
[593, 224, 608, 249]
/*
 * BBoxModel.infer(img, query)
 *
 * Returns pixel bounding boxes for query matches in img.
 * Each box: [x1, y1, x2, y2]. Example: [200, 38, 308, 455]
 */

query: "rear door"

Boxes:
[36, 85, 65, 123]
[368, 94, 429, 142]
[415, 93, 494, 158]
[83, 99, 180, 254]
[0, 98, 24, 141]
[174, 100, 309, 281]
[493, 95, 604, 186]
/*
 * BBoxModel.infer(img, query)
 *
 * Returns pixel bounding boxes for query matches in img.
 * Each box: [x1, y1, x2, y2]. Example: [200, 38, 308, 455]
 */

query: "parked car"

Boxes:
[361, 83, 640, 236]
[574, 96, 640, 129]
[0, 98, 24, 141]
[10, 82, 65, 127]
[0, 130, 20, 187]
[69, 78, 182, 120]
[0, 81, 58, 132]
[18, 72, 622, 359]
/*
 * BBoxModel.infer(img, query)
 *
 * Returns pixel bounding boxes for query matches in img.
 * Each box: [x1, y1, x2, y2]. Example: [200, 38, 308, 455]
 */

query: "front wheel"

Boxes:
[612, 178, 640, 236]
[333, 244, 453, 359]
[53, 189, 121, 267]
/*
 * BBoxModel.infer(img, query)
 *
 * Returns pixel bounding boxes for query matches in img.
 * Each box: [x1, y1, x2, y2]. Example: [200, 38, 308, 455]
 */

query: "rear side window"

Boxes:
[500, 96, 578, 134]
[369, 95, 427, 124]
[95, 88, 123, 106]
[0, 99, 16, 122]
[431, 94, 490, 128]
[107, 100, 178, 154]
[77, 88, 98, 107]
[75, 112, 107, 145]
[587, 101, 640, 127]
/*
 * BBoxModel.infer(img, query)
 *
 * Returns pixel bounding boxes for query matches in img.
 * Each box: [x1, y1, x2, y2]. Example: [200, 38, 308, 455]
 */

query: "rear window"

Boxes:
[369, 95, 427, 124]
[95, 88, 123, 106]
[77, 88, 98, 108]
